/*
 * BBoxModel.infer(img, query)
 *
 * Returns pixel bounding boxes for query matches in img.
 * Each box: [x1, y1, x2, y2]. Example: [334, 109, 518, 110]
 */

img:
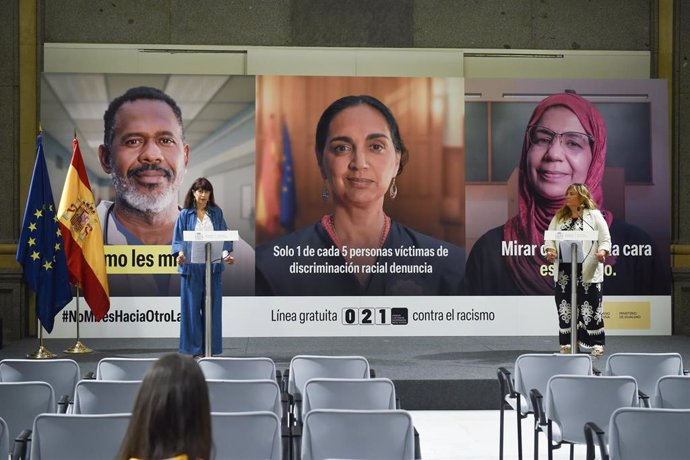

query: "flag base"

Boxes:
[64, 340, 93, 354]
[27, 345, 57, 359]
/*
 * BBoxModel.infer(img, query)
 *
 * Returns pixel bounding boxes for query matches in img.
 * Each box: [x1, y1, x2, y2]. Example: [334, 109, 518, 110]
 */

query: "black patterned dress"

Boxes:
[555, 217, 605, 349]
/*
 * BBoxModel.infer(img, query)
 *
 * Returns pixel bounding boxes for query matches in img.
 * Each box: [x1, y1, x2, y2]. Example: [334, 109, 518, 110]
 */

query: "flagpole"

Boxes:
[26, 325, 57, 359]
[64, 285, 93, 354]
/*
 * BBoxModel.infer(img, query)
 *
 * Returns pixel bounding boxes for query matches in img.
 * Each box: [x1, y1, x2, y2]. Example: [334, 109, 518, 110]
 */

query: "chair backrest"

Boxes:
[605, 352, 683, 397]
[512, 353, 593, 412]
[30, 413, 130, 460]
[288, 355, 370, 398]
[96, 357, 158, 380]
[301, 409, 415, 460]
[302, 377, 397, 416]
[0, 358, 79, 403]
[211, 411, 281, 460]
[0, 381, 55, 443]
[73, 379, 142, 414]
[198, 357, 277, 380]
[654, 375, 690, 408]
[206, 379, 282, 416]
[545, 375, 638, 444]
[0, 417, 10, 460]
[608, 407, 690, 460]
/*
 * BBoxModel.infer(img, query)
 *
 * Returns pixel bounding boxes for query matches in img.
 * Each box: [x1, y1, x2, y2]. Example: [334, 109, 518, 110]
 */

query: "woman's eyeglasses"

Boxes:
[527, 125, 594, 153]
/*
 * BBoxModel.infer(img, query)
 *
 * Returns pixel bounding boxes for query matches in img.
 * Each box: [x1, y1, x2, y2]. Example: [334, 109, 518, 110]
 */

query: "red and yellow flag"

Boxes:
[57, 138, 110, 320]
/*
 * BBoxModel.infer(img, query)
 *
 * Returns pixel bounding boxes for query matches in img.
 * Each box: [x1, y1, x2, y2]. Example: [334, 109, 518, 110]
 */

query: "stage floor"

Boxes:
[2, 335, 690, 409]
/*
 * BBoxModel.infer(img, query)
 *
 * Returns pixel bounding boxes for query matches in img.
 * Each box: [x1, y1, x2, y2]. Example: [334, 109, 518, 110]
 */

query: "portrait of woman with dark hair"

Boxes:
[255, 94, 464, 296]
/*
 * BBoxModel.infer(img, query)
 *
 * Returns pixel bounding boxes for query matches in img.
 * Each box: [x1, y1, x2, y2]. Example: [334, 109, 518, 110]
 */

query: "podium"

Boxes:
[544, 230, 598, 354]
[183, 229, 239, 357]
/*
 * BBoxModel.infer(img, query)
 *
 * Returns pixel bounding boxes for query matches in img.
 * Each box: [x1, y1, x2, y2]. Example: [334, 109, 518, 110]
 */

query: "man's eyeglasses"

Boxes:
[527, 125, 594, 153]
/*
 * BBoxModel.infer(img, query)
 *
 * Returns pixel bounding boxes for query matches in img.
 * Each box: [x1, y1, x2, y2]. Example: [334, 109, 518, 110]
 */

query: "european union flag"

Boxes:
[279, 122, 297, 231]
[16, 133, 73, 333]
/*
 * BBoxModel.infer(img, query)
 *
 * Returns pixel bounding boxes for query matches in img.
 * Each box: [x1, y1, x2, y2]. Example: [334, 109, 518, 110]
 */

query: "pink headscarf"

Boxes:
[503, 92, 613, 294]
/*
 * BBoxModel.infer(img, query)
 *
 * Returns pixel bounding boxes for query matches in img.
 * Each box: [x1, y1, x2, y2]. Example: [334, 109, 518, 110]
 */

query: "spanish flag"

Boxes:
[57, 137, 110, 320]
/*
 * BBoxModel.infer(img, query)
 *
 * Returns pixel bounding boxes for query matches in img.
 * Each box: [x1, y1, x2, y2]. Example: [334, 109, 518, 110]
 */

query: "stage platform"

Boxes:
[2, 335, 690, 410]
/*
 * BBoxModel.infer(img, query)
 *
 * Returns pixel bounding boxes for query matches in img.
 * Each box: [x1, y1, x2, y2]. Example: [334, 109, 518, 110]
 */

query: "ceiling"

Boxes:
[40, 73, 255, 180]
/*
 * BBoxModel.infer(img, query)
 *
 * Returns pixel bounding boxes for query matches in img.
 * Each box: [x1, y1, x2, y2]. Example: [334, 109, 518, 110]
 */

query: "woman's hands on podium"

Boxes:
[596, 250, 607, 263]
[546, 249, 557, 263]
[175, 251, 233, 265]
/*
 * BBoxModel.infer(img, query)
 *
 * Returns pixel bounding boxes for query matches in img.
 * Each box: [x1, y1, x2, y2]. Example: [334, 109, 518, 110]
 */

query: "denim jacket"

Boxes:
[171, 206, 233, 275]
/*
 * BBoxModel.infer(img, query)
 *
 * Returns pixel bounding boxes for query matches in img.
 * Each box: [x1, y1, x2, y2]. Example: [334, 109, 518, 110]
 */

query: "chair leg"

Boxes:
[533, 416, 539, 460]
[547, 422, 553, 460]
[499, 403, 504, 460]
[569, 444, 574, 460]
[516, 407, 523, 460]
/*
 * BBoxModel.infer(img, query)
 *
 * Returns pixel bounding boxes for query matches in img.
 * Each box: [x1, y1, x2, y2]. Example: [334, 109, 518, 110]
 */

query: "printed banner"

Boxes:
[39, 74, 671, 338]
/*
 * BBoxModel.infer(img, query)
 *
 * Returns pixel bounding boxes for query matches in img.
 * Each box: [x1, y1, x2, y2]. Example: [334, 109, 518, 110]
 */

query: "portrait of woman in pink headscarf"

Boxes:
[461, 92, 670, 296]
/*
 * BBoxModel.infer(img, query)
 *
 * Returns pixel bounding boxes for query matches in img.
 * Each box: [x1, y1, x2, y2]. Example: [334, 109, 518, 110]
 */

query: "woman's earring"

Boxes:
[321, 182, 329, 202]
[389, 178, 398, 199]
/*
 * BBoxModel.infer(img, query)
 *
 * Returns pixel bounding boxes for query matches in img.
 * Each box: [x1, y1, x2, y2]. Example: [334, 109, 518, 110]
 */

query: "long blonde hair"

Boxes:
[554, 183, 598, 221]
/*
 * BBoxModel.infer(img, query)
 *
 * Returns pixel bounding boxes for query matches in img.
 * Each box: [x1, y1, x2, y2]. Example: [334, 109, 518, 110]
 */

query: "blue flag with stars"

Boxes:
[16, 133, 73, 333]
[279, 122, 297, 231]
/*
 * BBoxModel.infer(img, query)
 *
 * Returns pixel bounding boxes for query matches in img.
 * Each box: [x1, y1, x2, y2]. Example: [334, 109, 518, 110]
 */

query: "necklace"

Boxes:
[322, 214, 390, 256]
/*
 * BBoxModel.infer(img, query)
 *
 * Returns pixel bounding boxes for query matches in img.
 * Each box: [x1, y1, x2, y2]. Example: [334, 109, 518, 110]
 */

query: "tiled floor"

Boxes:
[411, 410, 590, 460]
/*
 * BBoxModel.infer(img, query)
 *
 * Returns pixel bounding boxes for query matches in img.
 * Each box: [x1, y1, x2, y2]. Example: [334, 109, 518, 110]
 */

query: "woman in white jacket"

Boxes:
[545, 183, 611, 356]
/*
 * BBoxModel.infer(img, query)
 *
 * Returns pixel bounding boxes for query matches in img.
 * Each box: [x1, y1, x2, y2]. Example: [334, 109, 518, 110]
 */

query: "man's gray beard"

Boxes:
[112, 172, 178, 214]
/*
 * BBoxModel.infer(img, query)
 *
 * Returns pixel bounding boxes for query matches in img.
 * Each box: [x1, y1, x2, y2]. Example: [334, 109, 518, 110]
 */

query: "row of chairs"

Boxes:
[498, 352, 689, 460]
[1, 355, 418, 460]
[93, 355, 420, 459]
[0, 411, 284, 460]
[2, 409, 414, 460]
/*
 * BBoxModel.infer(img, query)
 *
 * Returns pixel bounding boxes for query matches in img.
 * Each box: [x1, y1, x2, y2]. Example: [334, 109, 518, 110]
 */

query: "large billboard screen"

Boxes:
[40, 74, 671, 337]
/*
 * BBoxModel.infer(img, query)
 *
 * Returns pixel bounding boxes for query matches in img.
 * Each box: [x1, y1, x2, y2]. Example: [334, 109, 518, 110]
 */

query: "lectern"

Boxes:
[183, 229, 239, 357]
[544, 230, 599, 354]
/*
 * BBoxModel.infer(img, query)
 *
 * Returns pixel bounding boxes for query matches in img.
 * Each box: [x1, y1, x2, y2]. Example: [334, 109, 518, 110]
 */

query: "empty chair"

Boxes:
[287, 355, 370, 422]
[211, 411, 282, 460]
[206, 379, 282, 416]
[0, 381, 55, 457]
[301, 377, 421, 459]
[72, 379, 142, 414]
[497, 353, 593, 460]
[0, 358, 80, 410]
[30, 413, 130, 460]
[585, 407, 690, 460]
[605, 352, 683, 405]
[301, 409, 415, 460]
[654, 375, 690, 408]
[96, 357, 158, 380]
[302, 377, 396, 416]
[198, 356, 278, 381]
[207, 379, 289, 459]
[532, 375, 637, 460]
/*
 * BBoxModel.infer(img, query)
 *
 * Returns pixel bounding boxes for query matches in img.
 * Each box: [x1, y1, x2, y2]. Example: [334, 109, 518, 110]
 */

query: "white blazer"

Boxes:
[545, 208, 612, 284]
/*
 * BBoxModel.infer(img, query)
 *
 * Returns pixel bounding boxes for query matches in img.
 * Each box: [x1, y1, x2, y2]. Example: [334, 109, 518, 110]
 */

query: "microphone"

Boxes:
[577, 205, 597, 261]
